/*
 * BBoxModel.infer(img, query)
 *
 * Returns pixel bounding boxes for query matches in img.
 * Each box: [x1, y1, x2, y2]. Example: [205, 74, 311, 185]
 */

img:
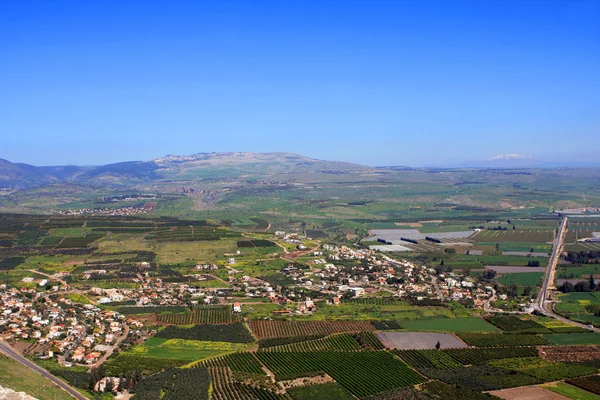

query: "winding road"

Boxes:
[0, 339, 88, 400]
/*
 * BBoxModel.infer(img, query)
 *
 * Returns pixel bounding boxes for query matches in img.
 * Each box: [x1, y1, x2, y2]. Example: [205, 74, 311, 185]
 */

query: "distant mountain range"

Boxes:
[0, 152, 369, 190]
[1, 152, 599, 191]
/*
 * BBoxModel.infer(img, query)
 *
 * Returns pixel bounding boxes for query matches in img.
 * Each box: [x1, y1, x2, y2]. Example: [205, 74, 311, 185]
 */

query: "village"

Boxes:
[0, 240, 497, 375]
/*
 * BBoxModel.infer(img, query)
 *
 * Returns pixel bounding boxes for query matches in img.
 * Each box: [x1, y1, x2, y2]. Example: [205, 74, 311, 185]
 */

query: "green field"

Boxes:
[544, 333, 600, 345]
[127, 337, 249, 360]
[496, 272, 544, 287]
[400, 317, 500, 332]
[288, 382, 355, 400]
[304, 301, 457, 321]
[0, 354, 74, 400]
[543, 382, 600, 400]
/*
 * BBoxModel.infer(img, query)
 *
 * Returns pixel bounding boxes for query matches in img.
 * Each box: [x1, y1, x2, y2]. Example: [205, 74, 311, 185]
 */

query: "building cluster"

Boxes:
[0, 286, 128, 365]
[59, 205, 153, 216]
[226, 244, 493, 314]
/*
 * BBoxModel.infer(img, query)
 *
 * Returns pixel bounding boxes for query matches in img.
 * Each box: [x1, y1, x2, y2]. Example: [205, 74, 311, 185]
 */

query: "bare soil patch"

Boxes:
[376, 332, 467, 350]
[280, 373, 334, 389]
[486, 266, 546, 273]
[489, 386, 569, 400]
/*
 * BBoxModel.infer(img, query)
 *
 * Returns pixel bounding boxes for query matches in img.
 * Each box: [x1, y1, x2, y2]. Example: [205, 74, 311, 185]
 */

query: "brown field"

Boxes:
[539, 345, 600, 363]
[489, 386, 569, 400]
[376, 332, 466, 350]
[486, 266, 547, 273]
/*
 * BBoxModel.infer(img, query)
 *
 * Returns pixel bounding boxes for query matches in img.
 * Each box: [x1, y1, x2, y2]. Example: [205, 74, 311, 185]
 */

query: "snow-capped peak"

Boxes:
[488, 154, 534, 161]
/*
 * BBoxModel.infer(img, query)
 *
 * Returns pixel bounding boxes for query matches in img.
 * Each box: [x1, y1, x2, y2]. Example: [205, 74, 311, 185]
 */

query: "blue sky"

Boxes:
[1, 0, 598, 166]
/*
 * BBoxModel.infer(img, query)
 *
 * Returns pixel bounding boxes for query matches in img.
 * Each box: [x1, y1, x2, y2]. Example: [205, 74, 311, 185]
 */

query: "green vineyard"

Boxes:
[157, 307, 241, 325]
[256, 351, 426, 398]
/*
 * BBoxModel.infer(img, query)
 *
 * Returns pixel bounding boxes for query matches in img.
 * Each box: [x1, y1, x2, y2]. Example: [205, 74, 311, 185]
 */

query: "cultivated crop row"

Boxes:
[157, 308, 240, 325]
[256, 351, 426, 398]
[443, 347, 540, 365]
[156, 323, 254, 343]
[248, 320, 376, 339]
[490, 356, 598, 381]
[195, 352, 265, 375]
[353, 332, 386, 350]
[207, 367, 291, 400]
[394, 349, 461, 370]
[567, 375, 600, 395]
[457, 333, 549, 347]
[485, 315, 551, 333]
[259, 333, 361, 352]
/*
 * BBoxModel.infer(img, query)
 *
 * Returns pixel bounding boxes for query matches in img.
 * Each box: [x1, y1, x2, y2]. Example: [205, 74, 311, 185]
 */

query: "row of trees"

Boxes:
[558, 275, 597, 293]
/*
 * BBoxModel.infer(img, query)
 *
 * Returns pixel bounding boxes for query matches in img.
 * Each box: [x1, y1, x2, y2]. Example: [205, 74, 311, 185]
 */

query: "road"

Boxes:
[535, 217, 600, 332]
[0, 339, 88, 400]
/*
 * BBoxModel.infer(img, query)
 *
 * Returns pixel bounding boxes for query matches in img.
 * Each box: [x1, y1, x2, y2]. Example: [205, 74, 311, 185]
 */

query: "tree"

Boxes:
[590, 274, 596, 291]
[495, 243, 500, 251]
[483, 269, 497, 279]
[435, 341, 441, 350]
[508, 283, 519, 298]
[523, 286, 532, 297]
[559, 281, 574, 293]
[440, 259, 445, 266]
[104, 378, 114, 393]
[574, 281, 591, 292]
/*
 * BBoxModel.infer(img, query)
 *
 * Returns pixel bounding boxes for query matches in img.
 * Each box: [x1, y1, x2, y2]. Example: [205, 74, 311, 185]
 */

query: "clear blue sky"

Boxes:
[1, 0, 598, 166]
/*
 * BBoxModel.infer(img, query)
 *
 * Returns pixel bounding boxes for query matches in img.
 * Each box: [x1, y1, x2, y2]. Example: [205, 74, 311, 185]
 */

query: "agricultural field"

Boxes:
[554, 292, 600, 324]
[205, 366, 290, 400]
[540, 345, 600, 363]
[490, 385, 576, 400]
[496, 271, 544, 287]
[485, 315, 552, 334]
[156, 323, 255, 343]
[444, 347, 540, 365]
[544, 333, 600, 345]
[474, 229, 555, 243]
[566, 375, 600, 396]
[490, 357, 598, 381]
[287, 382, 354, 400]
[248, 320, 376, 340]
[543, 382, 600, 400]
[127, 337, 249, 360]
[376, 331, 466, 350]
[257, 351, 426, 397]
[394, 349, 462, 370]
[457, 333, 549, 347]
[398, 317, 500, 333]
[156, 306, 241, 325]
[312, 299, 457, 321]
[104, 353, 189, 376]
[194, 352, 265, 375]
[131, 367, 211, 400]
[258, 333, 362, 352]
[422, 364, 542, 392]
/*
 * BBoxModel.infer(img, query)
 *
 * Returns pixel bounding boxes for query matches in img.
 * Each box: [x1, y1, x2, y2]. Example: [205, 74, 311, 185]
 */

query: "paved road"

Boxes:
[0, 339, 88, 400]
[535, 217, 600, 332]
